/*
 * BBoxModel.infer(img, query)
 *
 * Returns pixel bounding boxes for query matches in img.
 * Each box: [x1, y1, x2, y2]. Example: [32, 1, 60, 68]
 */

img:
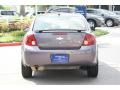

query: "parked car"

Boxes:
[0, 10, 20, 23]
[0, 10, 18, 15]
[46, 6, 105, 30]
[21, 13, 98, 78]
[36, 11, 45, 14]
[0, 10, 18, 19]
[87, 8, 120, 27]
[0, 10, 18, 16]
[114, 11, 120, 15]
[86, 13, 105, 30]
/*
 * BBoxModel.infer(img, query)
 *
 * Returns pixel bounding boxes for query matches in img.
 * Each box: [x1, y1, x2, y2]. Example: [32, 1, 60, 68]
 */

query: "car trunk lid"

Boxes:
[34, 30, 86, 50]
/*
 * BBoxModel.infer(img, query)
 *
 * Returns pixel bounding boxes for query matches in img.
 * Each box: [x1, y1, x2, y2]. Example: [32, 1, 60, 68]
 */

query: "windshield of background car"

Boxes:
[33, 15, 87, 31]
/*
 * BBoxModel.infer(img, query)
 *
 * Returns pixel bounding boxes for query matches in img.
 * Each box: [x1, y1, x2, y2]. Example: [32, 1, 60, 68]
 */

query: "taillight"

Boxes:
[25, 34, 37, 46]
[82, 33, 96, 46]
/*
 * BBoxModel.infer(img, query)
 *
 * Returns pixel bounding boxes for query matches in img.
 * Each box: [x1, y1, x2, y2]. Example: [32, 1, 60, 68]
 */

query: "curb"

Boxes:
[0, 42, 21, 47]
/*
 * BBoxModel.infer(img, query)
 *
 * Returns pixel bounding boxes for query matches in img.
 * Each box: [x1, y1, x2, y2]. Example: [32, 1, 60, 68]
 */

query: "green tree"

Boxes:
[0, 5, 4, 9]
[0, 5, 12, 10]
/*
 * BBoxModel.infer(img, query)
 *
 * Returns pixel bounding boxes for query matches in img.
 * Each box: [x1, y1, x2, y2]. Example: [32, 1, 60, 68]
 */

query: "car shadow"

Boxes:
[25, 62, 120, 85]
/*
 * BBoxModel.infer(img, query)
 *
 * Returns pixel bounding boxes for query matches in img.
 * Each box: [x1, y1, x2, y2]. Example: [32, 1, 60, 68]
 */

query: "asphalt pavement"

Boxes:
[1, 27, 120, 85]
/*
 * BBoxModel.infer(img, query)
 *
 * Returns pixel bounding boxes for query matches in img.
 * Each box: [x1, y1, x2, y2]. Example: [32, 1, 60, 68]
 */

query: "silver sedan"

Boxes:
[21, 13, 98, 78]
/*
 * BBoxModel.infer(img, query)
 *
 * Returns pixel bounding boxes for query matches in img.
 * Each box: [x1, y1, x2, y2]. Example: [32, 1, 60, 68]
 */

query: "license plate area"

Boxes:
[50, 54, 69, 64]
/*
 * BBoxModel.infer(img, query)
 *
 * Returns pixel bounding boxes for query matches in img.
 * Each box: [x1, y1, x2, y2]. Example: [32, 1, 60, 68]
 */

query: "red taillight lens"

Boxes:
[25, 34, 37, 46]
[82, 33, 96, 46]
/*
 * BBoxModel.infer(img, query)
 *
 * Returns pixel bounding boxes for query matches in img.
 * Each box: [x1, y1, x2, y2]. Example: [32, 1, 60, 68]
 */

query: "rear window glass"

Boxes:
[33, 15, 87, 31]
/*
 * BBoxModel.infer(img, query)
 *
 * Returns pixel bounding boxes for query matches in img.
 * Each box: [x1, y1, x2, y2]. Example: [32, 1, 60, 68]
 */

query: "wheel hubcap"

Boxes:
[106, 20, 113, 27]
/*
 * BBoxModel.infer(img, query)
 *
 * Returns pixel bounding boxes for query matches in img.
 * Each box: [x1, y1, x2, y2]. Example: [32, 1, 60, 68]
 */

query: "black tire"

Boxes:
[21, 62, 32, 78]
[105, 19, 114, 27]
[87, 19, 96, 31]
[87, 63, 98, 77]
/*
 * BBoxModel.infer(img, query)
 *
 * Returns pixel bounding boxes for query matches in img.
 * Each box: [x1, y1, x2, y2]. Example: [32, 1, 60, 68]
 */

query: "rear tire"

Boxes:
[87, 63, 98, 77]
[21, 62, 32, 78]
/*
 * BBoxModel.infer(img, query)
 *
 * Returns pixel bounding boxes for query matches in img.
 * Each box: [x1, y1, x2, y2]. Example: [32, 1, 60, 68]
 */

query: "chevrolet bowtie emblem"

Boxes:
[56, 37, 63, 40]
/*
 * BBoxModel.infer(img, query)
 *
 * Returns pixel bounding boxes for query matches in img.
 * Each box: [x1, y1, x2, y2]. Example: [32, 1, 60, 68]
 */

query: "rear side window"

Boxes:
[1, 11, 15, 15]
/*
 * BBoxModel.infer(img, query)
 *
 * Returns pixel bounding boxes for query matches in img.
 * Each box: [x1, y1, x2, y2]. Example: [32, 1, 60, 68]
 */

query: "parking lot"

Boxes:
[0, 27, 120, 85]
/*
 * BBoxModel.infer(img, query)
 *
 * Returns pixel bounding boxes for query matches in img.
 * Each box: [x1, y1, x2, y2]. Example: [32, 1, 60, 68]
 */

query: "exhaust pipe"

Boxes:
[31, 65, 45, 71]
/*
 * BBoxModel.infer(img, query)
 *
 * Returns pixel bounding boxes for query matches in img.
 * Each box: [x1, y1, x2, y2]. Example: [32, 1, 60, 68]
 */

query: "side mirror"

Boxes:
[24, 28, 29, 32]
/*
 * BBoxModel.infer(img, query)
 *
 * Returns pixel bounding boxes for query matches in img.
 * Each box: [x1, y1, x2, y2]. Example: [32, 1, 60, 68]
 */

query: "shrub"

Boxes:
[0, 17, 33, 33]
[8, 19, 32, 31]
[0, 22, 9, 33]
[0, 33, 3, 37]
[10, 31, 25, 37]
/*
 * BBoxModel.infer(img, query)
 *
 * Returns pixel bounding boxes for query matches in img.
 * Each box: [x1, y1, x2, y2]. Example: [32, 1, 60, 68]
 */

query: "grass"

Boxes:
[92, 29, 109, 37]
[0, 31, 25, 43]
[0, 29, 109, 43]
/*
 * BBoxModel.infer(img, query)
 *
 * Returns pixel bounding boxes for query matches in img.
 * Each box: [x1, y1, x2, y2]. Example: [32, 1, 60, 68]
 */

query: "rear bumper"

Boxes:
[22, 45, 98, 67]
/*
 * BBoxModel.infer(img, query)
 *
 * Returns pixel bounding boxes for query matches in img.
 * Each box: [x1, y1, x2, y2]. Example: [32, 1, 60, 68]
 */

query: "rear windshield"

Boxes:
[33, 15, 87, 31]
